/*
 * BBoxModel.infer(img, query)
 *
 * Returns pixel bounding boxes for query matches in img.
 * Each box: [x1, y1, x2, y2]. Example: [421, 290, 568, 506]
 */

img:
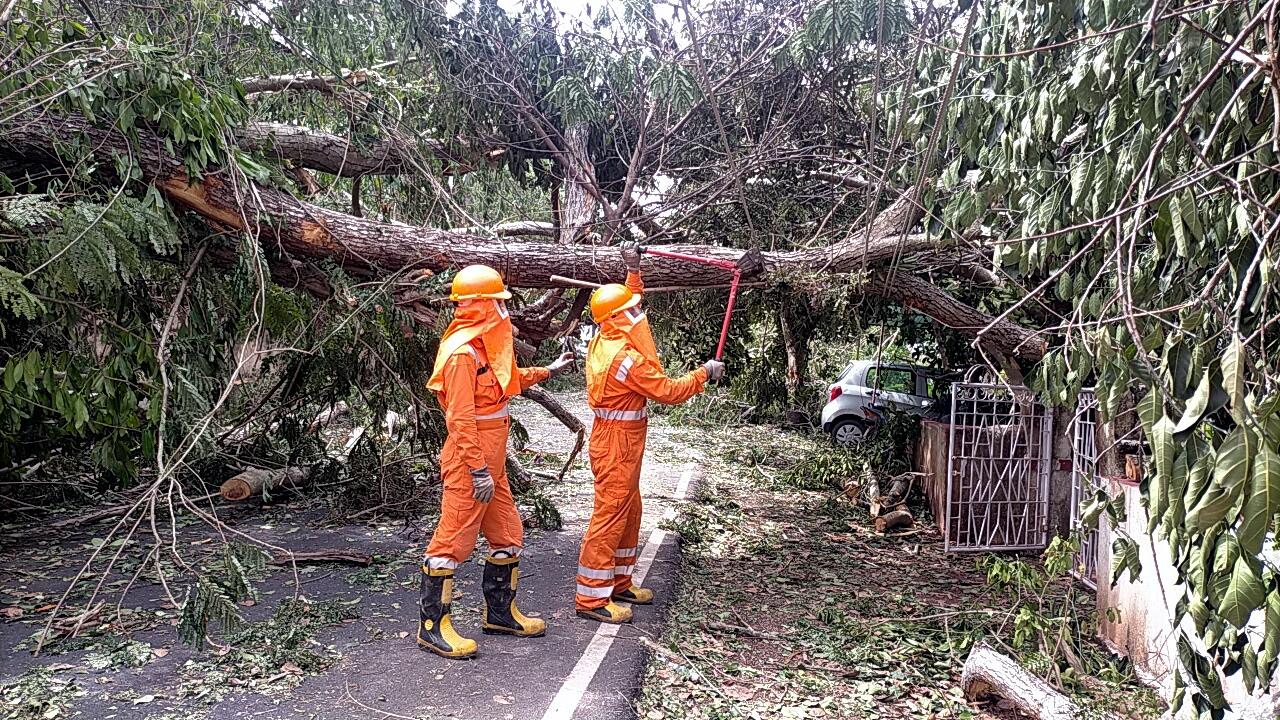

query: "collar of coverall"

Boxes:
[426, 298, 520, 396]
[602, 306, 660, 368]
[586, 304, 665, 407]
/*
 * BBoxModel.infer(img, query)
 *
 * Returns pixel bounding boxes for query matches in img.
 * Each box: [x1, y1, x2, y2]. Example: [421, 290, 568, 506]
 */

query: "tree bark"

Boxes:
[558, 122, 597, 244]
[777, 293, 815, 425]
[220, 466, 313, 501]
[233, 122, 471, 177]
[2, 114, 1047, 360]
[961, 642, 1118, 720]
[874, 509, 914, 532]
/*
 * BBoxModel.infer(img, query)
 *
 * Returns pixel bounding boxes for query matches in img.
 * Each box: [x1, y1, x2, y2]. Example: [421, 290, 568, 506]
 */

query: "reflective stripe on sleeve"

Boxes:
[614, 356, 634, 382]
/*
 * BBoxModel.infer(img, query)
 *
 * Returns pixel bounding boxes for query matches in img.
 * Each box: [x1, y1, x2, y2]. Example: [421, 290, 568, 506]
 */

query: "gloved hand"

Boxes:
[470, 467, 495, 503]
[702, 359, 726, 382]
[548, 351, 577, 377]
[620, 241, 643, 270]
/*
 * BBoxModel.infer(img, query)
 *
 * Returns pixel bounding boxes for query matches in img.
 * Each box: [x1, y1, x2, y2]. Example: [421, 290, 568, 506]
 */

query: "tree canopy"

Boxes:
[2, 0, 1279, 715]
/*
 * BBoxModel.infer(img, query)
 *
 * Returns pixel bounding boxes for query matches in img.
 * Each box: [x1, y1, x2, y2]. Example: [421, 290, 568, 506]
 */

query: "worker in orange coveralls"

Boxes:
[575, 243, 726, 624]
[418, 264, 576, 659]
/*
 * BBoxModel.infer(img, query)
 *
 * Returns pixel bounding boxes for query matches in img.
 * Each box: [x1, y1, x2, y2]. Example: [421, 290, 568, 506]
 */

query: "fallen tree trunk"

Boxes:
[961, 642, 1118, 720]
[2, 114, 1047, 360]
[220, 466, 313, 501]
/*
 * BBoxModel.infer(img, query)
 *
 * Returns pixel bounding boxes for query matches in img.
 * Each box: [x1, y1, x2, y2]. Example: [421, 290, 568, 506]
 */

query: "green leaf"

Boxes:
[1111, 536, 1141, 586]
[1162, 451, 1190, 535]
[1170, 193, 1189, 257]
[1222, 336, 1247, 423]
[1219, 555, 1264, 628]
[1238, 443, 1280, 557]
[1170, 341, 1194, 400]
[1137, 388, 1162, 436]
[1189, 428, 1253, 531]
[1149, 416, 1176, 527]
[1260, 588, 1280, 683]
[1184, 454, 1213, 515]
[1172, 371, 1212, 439]
[1242, 642, 1259, 694]
[1208, 532, 1239, 606]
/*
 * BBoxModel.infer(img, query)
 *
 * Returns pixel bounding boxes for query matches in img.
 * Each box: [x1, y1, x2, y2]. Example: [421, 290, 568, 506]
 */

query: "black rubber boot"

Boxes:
[481, 553, 547, 637]
[417, 564, 478, 659]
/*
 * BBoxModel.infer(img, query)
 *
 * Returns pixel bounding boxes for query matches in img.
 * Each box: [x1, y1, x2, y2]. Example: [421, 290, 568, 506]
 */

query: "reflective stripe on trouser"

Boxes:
[576, 419, 646, 610]
[425, 418, 524, 566]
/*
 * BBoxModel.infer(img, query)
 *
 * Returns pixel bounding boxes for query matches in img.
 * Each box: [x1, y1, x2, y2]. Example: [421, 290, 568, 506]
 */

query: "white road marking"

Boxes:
[540, 463, 695, 720]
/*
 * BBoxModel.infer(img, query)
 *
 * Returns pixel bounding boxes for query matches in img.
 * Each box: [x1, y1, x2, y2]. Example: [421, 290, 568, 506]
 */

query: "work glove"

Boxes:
[470, 467, 495, 503]
[702, 359, 726, 382]
[548, 351, 577, 377]
[620, 241, 643, 270]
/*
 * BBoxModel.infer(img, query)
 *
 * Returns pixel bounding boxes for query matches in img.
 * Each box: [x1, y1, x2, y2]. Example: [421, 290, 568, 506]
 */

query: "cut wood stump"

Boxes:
[961, 642, 1119, 720]
[220, 467, 313, 501]
[874, 509, 914, 533]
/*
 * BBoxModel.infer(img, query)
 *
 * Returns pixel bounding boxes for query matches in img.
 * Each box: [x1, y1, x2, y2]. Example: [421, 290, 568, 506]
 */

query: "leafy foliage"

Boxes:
[901, 0, 1280, 712]
[177, 542, 269, 647]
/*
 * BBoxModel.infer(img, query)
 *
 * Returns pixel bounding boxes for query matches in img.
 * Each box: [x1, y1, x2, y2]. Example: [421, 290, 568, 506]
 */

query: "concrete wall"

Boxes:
[1095, 479, 1280, 719]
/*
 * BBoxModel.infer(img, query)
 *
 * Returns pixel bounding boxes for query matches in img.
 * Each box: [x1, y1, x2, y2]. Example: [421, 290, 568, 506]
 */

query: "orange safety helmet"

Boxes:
[449, 264, 512, 302]
[589, 283, 642, 323]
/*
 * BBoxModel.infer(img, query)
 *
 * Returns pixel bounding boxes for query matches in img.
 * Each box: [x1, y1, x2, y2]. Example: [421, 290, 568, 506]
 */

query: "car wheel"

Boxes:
[830, 418, 870, 447]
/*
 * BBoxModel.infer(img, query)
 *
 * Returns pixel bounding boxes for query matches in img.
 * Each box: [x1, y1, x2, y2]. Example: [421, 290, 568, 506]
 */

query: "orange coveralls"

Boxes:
[575, 272, 708, 610]
[425, 342, 549, 569]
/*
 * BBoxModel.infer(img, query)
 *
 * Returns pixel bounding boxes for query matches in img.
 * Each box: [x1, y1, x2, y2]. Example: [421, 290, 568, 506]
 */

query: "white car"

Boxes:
[820, 360, 942, 446]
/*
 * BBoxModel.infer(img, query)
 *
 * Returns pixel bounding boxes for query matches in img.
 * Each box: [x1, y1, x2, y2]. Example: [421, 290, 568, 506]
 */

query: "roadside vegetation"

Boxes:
[638, 420, 1164, 720]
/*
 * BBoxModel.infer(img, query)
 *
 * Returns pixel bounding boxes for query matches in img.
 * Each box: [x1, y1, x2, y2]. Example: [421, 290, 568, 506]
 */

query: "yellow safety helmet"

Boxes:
[590, 283, 642, 323]
[449, 264, 512, 302]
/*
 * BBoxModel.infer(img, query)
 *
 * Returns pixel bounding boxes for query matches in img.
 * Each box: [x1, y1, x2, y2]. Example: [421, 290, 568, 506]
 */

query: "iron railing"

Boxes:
[944, 381, 1053, 552]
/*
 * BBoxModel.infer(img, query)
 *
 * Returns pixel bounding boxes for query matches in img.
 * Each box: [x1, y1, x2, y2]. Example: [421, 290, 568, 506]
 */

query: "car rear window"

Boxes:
[867, 367, 915, 394]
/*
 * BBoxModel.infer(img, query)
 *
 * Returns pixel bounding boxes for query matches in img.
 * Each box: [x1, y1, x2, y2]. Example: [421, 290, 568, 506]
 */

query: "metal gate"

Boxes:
[1070, 390, 1100, 588]
[944, 380, 1053, 552]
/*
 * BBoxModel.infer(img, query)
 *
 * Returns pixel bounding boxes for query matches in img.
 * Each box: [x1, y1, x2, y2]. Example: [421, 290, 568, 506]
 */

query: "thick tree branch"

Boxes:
[2, 114, 1046, 360]
[233, 122, 473, 177]
[238, 58, 413, 96]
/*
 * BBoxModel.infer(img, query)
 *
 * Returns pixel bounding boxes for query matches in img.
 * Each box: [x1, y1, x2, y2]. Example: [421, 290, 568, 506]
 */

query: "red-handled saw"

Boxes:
[639, 247, 744, 361]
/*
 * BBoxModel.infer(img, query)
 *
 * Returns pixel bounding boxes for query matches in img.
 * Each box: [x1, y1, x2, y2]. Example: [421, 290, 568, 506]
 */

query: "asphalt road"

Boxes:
[0, 391, 697, 720]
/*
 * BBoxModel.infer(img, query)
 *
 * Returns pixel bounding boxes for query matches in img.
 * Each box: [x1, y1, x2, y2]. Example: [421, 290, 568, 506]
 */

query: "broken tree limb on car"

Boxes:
[1, 114, 1046, 360]
[961, 642, 1120, 720]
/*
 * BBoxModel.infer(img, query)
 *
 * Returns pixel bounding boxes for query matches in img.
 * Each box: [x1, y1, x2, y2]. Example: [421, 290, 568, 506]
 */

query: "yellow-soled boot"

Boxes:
[481, 553, 547, 637]
[612, 586, 654, 605]
[576, 601, 633, 625]
[417, 565, 478, 659]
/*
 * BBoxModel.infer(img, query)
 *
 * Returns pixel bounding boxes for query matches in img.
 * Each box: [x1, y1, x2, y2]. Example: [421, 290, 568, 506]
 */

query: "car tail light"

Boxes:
[828, 386, 842, 401]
